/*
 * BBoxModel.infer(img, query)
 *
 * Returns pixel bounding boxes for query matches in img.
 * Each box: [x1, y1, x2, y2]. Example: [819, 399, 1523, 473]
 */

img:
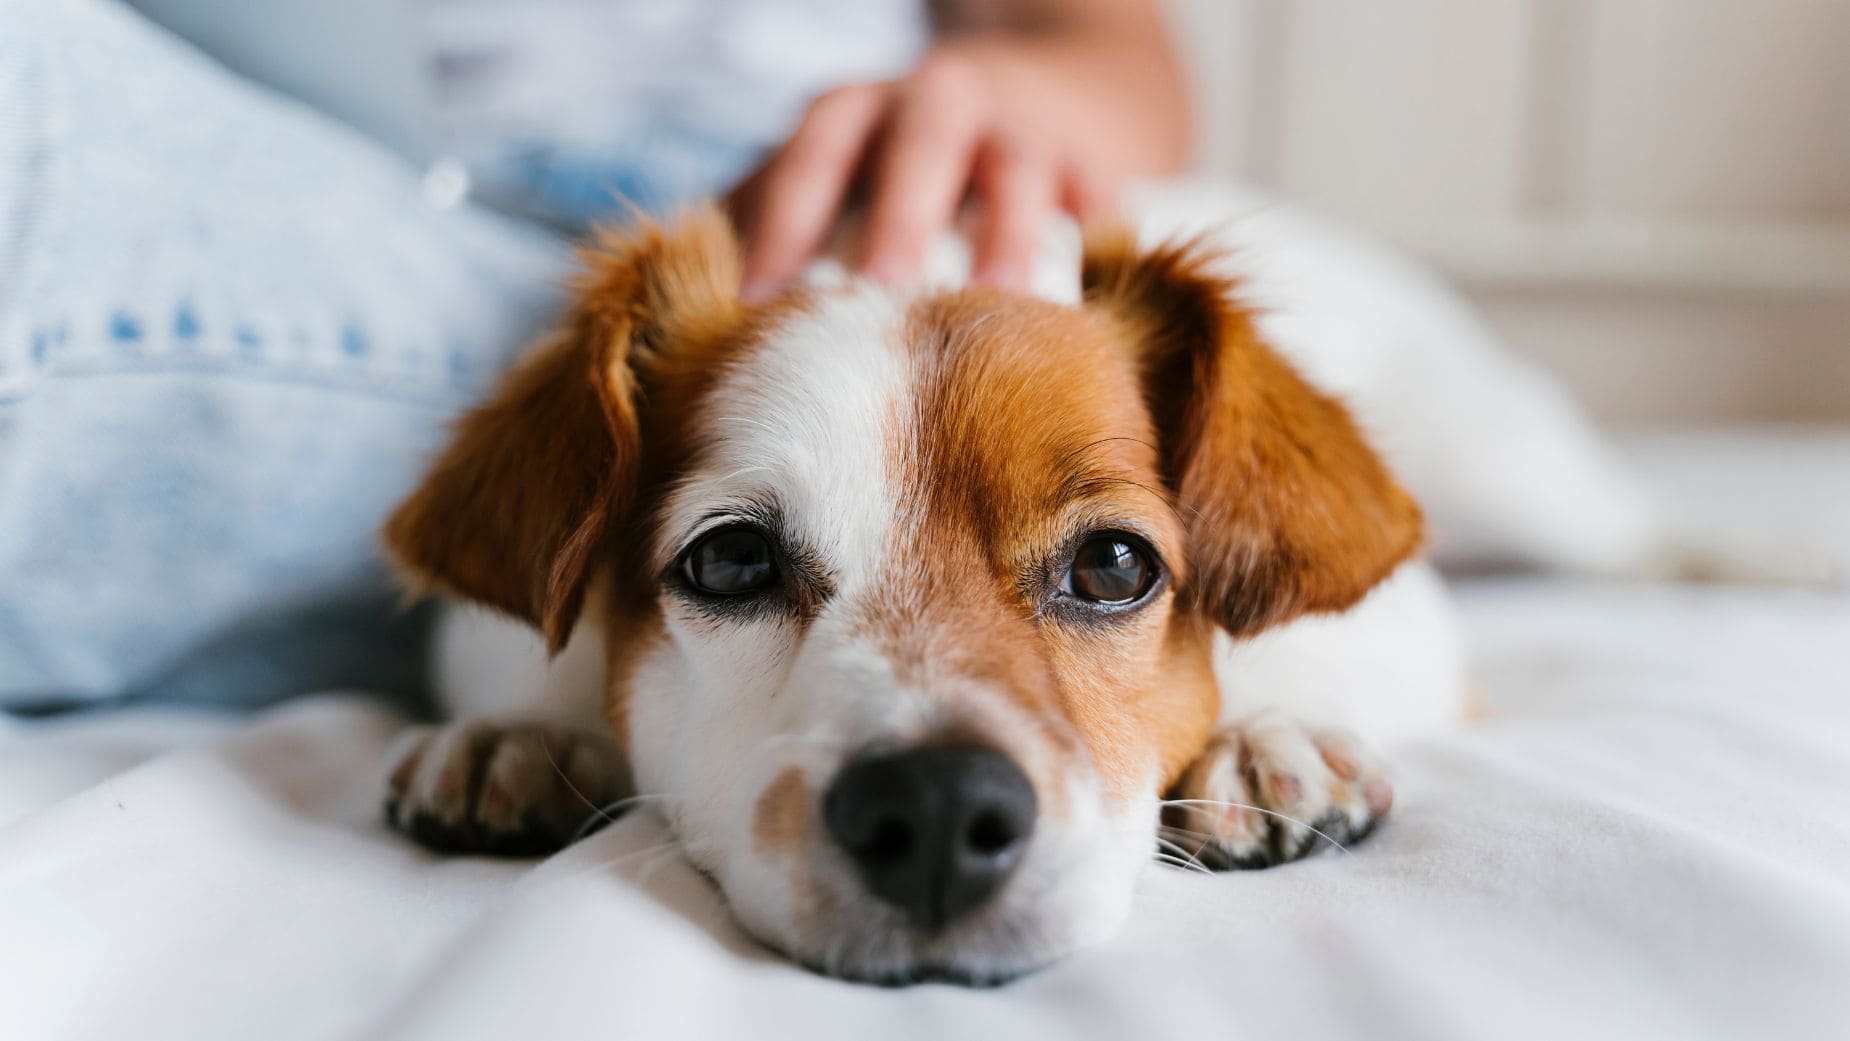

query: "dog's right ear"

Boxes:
[383, 207, 742, 652]
[1082, 228, 1423, 639]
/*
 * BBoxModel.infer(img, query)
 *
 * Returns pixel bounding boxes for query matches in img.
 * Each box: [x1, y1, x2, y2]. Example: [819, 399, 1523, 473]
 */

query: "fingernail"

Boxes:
[974, 261, 1029, 293]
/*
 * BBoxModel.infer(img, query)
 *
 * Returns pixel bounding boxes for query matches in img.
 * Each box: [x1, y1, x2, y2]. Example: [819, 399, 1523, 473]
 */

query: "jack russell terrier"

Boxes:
[377, 182, 1826, 985]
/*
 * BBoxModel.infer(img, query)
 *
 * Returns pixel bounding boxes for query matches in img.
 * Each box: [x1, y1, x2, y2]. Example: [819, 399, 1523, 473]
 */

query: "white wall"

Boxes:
[1167, 0, 1850, 425]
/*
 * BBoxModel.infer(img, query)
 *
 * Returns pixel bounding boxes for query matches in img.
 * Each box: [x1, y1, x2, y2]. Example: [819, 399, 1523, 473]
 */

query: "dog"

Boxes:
[375, 181, 1827, 985]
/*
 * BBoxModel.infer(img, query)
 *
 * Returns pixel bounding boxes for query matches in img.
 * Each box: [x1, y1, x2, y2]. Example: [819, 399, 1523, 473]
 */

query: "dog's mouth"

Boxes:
[666, 851, 1051, 986]
[691, 747, 1151, 988]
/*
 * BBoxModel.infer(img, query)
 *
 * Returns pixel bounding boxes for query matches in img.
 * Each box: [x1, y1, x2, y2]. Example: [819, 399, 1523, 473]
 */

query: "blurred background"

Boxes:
[1170, 0, 1850, 426]
[117, 0, 1850, 427]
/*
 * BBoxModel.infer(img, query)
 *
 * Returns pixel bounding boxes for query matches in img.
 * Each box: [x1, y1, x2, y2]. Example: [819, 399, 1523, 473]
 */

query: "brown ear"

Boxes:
[1082, 230, 1422, 637]
[383, 206, 742, 651]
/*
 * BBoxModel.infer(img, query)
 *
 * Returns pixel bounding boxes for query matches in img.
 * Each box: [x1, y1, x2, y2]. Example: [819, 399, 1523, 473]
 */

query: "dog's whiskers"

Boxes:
[539, 839, 688, 891]
[1152, 853, 1214, 876]
[627, 842, 689, 887]
[538, 734, 611, 824]
[538, 735, 681, 842]
[1160, 798, 1357, 858]
[596, 841, 684, 872]
[568, 793, 684, 842]
[1152, 835, 1215, 875]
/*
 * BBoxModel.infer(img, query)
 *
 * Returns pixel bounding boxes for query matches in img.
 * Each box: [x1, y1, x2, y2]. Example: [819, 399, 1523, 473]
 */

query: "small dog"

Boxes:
[377, 184, 1820, 984]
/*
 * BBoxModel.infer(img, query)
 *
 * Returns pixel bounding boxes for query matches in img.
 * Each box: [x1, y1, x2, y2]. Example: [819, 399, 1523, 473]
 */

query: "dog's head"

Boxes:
[384, 207, 1419, 983]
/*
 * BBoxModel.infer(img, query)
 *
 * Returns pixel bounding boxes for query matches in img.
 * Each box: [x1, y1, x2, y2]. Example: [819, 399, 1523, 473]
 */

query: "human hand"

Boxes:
[729, 29, 1187, 301]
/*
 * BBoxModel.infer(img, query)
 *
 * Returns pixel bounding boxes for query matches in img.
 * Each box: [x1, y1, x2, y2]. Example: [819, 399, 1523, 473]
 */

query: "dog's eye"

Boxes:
[1063, 535, 1156, 605]
[683, 528, 777, 595]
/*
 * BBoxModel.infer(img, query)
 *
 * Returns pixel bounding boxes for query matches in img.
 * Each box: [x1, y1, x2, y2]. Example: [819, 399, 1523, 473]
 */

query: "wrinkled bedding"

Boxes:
[4, 429, 1848, 1041]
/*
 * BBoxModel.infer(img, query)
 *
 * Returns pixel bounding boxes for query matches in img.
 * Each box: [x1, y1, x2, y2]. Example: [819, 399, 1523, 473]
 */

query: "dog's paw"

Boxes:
[384, 721, 627, 857]
[1160, 712, 1392, 870]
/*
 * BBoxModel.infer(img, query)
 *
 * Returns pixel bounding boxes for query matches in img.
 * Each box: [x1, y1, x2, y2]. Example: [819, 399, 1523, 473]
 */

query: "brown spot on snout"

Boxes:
[754, 767, 811, 856]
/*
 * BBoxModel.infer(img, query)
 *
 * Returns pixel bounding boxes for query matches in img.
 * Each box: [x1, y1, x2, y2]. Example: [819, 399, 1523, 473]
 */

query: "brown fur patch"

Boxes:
[382, 206, 746, 651]
[753, 767, 811, 856]
[381, 207, 806, 756]
[597, 589, 663, 759]
[1082, 229, 1424, 638]
[862, 291, 1218, 801]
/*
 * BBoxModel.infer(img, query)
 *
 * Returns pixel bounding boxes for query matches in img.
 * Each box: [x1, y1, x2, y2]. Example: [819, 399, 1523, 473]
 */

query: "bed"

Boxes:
[4, 428, 1847, 1041]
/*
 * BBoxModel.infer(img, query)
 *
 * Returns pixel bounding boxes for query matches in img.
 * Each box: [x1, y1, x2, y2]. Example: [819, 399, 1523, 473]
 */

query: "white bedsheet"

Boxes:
[4, 429, 1848, 1041]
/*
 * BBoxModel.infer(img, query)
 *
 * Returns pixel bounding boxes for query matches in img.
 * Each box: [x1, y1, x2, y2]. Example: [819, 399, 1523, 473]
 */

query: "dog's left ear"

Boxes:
[1082, 230, 1422, 638]
[384, 207, 742, 651]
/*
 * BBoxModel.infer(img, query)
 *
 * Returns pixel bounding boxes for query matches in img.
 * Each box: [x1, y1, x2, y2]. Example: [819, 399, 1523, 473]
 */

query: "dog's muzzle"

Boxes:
[822, 745, 1038, 932]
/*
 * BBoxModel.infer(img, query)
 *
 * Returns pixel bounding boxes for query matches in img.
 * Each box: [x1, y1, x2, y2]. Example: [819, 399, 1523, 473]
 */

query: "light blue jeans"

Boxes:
[0, 0, 587, 710]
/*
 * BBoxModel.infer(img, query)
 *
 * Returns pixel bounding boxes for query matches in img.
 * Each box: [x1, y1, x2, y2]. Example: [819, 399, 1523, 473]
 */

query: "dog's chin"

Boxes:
[742, 913, 1074, 989]
[792, 955, 1050, 989]
[716, 859, 1139, 988]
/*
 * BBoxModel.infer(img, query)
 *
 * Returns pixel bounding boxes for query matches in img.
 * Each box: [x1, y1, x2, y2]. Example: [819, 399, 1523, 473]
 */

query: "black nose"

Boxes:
[823, 745, 1037, 932]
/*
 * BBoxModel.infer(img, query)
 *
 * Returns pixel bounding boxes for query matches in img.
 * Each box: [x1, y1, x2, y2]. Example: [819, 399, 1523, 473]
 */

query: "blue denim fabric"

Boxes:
[0, 0, 580, 710]
[465, 131, 767, 232]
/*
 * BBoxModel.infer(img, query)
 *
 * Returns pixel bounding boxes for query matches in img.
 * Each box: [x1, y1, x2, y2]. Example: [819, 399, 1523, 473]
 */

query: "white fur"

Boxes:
[433, 597, 606, 729]
[649, 285, 907, 587]
[1215, 560, 1466, 746]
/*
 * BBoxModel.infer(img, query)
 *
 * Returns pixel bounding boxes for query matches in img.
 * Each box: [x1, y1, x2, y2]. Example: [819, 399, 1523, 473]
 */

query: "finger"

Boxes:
[738, 83, 889, 301]
[724, 159, 768, 229]
[1058, 160, 1120, 227]
[970, 137, 1055, 292]
[858, 56, 987, 286]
